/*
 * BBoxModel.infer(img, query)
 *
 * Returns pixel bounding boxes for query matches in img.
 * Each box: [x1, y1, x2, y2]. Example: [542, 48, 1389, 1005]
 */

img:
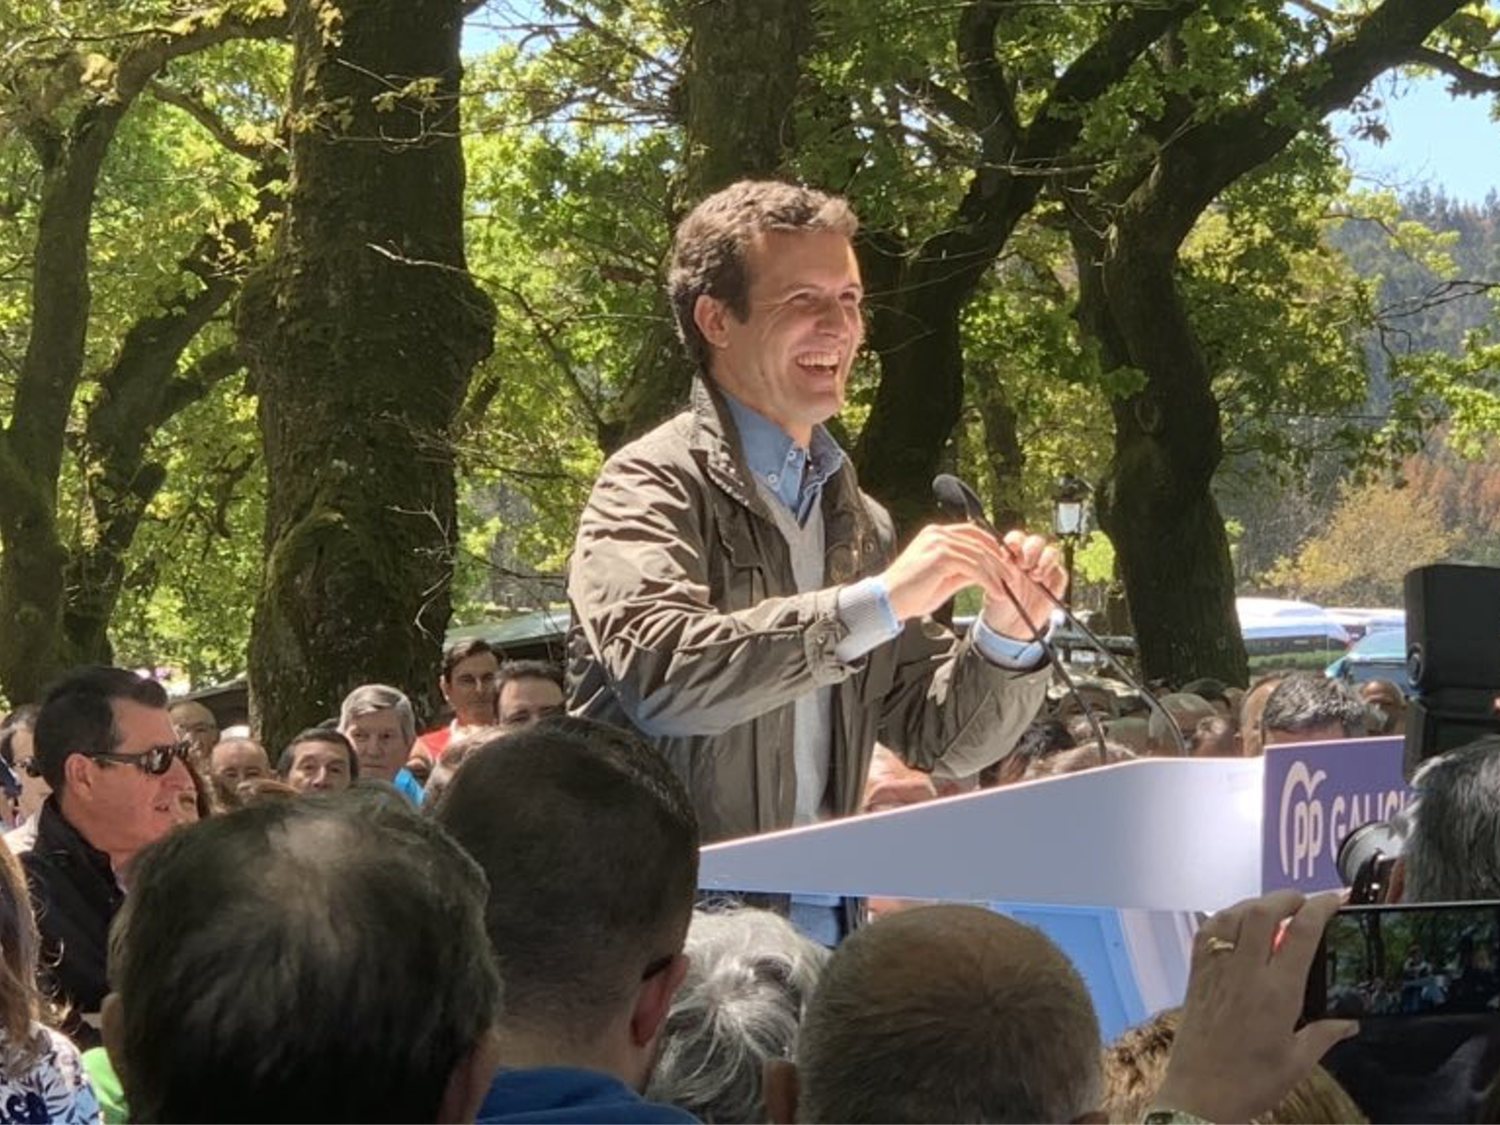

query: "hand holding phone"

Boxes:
[1155, 891, 1359, 1124]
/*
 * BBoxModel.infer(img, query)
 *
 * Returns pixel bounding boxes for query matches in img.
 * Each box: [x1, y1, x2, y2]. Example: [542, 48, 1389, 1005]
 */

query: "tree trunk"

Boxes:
[61, 342, 245, 665]
[62, 158, 278, 666]
[1069, 0, 1466, 686]
[238, 0, 494, 749]
[0, 110, 122, 704]
[1078, 228, 1249, 687]
[973, 368, 1026, 532]
[0, 12, 284, 705]
[851, 0, 1195, 536]
[855, 237, 980, 534]
[604, 0, 813, 448]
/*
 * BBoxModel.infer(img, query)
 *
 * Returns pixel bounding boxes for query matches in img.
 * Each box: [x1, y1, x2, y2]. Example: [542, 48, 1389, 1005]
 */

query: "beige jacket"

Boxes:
[567, 380, 1048, 843]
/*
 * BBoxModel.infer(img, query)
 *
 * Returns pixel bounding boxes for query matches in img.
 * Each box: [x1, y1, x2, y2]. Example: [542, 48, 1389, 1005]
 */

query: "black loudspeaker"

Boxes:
[1403, 563, 1500, 776]
[1406, 564, 1500, 691]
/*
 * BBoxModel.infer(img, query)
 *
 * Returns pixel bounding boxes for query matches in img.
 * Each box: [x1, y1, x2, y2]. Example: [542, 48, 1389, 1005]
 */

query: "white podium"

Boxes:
[700, 756, 1265, 912]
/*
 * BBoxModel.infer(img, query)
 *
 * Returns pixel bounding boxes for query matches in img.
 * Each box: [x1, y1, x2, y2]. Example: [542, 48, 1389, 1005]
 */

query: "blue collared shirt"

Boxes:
[721, 392, 1044, 669]
[722, 393, 844, 525]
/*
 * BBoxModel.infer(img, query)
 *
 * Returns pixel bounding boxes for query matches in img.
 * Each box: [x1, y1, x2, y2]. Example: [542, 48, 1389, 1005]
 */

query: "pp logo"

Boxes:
[1278, 762, 1328, 882]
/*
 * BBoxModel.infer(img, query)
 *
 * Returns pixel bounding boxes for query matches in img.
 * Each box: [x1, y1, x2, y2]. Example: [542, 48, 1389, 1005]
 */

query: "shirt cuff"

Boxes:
[972, 616, 1051, 670]
[834, 577, 901, 663]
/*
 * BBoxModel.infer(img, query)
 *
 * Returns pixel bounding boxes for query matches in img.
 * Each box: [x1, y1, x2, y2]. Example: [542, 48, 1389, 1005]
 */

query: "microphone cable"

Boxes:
[932, 473, 1188, 759]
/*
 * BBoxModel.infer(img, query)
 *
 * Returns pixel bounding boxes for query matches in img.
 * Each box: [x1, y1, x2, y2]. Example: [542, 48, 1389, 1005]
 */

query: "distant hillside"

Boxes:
[1328, 188, 1500, 403]
[1221, 189, 1499, 586]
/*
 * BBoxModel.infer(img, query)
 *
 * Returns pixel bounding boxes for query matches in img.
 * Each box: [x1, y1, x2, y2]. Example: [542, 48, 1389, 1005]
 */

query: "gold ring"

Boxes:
[1205, 936, 1236, 954]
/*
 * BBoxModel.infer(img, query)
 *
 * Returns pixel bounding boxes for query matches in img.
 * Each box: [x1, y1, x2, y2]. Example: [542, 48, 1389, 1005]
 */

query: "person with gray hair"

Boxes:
[647, 905, 829, 1122]
[1316, 737, 1500, 1125]
[1400, 734, 1500, 903]
[337, 684, 424, 804]
[1260, 672, 1368, 747]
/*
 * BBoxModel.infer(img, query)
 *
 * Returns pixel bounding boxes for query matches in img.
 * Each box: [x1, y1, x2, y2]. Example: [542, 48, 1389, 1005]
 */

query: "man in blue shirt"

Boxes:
[568, 180, 1066, 860]
[435, 718, 701, 1124]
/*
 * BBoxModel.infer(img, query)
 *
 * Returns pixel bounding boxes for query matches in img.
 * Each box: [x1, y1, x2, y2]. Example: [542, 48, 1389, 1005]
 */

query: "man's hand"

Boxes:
[979, 530, 1066, 642]
[1154, 891, 1358, 1124]
[881, 524, 1063, 634]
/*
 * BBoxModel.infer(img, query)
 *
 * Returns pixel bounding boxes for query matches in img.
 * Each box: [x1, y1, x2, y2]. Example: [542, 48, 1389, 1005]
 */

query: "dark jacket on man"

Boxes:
[568, 379, 1049, 843]
[15, 799, 124, 1048]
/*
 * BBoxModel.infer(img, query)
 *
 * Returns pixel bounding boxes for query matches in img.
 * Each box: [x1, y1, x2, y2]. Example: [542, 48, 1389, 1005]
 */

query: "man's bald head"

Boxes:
[793, 904, 1101, 1123]
[1236, 675, 1284, 757]
[169, 700, 219, 761]
[210, 738, 272, 788]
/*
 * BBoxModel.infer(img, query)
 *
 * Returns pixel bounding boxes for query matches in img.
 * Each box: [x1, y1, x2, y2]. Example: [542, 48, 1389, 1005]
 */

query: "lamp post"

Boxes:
[1052, 475, 1090, 609]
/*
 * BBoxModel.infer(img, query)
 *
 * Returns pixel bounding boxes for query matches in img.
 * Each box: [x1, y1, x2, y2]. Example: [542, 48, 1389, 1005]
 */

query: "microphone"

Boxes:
[931, 473, 1188, 758]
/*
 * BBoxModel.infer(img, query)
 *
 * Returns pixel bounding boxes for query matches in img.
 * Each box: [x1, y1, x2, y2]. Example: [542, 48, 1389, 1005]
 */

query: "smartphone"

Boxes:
[1303, 900, 1500, 1022]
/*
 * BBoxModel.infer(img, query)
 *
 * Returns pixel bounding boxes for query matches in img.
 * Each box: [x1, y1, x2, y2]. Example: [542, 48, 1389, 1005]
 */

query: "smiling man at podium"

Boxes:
[567, 182, 1064, 940]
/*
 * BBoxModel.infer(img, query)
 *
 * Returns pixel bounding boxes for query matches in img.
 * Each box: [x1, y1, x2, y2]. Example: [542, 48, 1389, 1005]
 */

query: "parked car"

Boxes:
[1325, 626, 1410, 695]
[1326, 607, 1406, 644]
[1237, 596, 1351, 673]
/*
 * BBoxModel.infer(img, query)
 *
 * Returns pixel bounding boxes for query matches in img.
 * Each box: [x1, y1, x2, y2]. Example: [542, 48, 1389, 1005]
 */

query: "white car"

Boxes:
[1236, 596, 1351, 659]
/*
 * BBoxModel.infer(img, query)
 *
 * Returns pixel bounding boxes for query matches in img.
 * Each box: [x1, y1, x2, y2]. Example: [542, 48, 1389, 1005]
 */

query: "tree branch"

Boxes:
[1017, 0, 1199, 172]
[113, 7, 290, 100]
[160, 345, 244, 420]
[1123, 0, 1473, 253]
[489, 282, 608, 437]
[956, 0, 1021, 164]
[148, 81, 279, 162]
[946, 0, 1197, 243]
[1407, 45, 1500, 94]
[899, 76, 978, 132]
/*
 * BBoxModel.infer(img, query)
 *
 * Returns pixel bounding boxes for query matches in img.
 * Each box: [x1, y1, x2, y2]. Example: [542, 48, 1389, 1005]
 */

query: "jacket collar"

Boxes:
[36, 798, 118, 883]
[688, 377, 769, 514]
[688, 377, 877, 578]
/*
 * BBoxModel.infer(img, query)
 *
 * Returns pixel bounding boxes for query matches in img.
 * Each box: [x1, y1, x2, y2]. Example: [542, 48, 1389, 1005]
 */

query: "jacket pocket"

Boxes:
[709, 510, 768, 608]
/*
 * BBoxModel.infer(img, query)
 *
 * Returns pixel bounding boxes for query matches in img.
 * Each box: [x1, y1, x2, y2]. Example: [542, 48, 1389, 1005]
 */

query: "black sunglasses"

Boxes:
[90, 740, 192, 777]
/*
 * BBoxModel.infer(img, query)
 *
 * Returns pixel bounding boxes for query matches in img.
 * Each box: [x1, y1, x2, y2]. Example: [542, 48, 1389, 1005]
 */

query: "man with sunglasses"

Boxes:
[13, 666, 193, 1047]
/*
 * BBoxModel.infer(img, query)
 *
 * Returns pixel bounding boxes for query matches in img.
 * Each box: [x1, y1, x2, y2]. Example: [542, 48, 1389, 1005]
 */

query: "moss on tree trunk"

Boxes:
[237, 0, 494, 749]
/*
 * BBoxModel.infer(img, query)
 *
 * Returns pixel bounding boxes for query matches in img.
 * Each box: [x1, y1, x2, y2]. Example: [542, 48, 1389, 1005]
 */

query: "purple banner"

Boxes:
[1262, 737, 1411, 893]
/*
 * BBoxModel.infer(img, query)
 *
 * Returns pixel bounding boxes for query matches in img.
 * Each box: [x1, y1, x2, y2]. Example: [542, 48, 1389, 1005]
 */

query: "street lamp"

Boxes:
[1052, 475, 1090, 608]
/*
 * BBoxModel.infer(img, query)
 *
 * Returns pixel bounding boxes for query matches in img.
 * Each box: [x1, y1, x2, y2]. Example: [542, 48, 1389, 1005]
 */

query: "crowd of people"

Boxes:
[0, 176, 1490, 1124]
[0, 656, 1430, 1124]
[0, 646, 1490, 1123]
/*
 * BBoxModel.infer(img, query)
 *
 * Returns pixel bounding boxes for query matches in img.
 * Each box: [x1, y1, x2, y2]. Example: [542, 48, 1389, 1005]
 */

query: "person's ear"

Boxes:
[763, 1058, 800, 1124]
[1388, 856, 1406, 903]
[629, 952, 690, 1049]
[63, 753, 95, 798]
[435, 1026, 502, 1124]
[693, 294, 733, 352]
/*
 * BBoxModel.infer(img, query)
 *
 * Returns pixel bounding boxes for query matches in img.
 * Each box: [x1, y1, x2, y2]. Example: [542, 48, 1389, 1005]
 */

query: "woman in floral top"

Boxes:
[0, 844, 98, 1124]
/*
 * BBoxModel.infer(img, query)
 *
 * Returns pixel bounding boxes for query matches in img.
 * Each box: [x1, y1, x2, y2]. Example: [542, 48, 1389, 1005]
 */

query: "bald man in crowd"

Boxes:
[766, 904, 1102, 1123]
[169, 700, 219, 765]
[209, 738, 272, 790]
[1147, 693, 1217, 755]
[1236, 674, 1284, 757]
[766, 894, 1355, 1124]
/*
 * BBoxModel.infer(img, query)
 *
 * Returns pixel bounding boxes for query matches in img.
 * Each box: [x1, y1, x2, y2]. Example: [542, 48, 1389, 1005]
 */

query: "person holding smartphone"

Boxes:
[1316, 737, 1500, 1121]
